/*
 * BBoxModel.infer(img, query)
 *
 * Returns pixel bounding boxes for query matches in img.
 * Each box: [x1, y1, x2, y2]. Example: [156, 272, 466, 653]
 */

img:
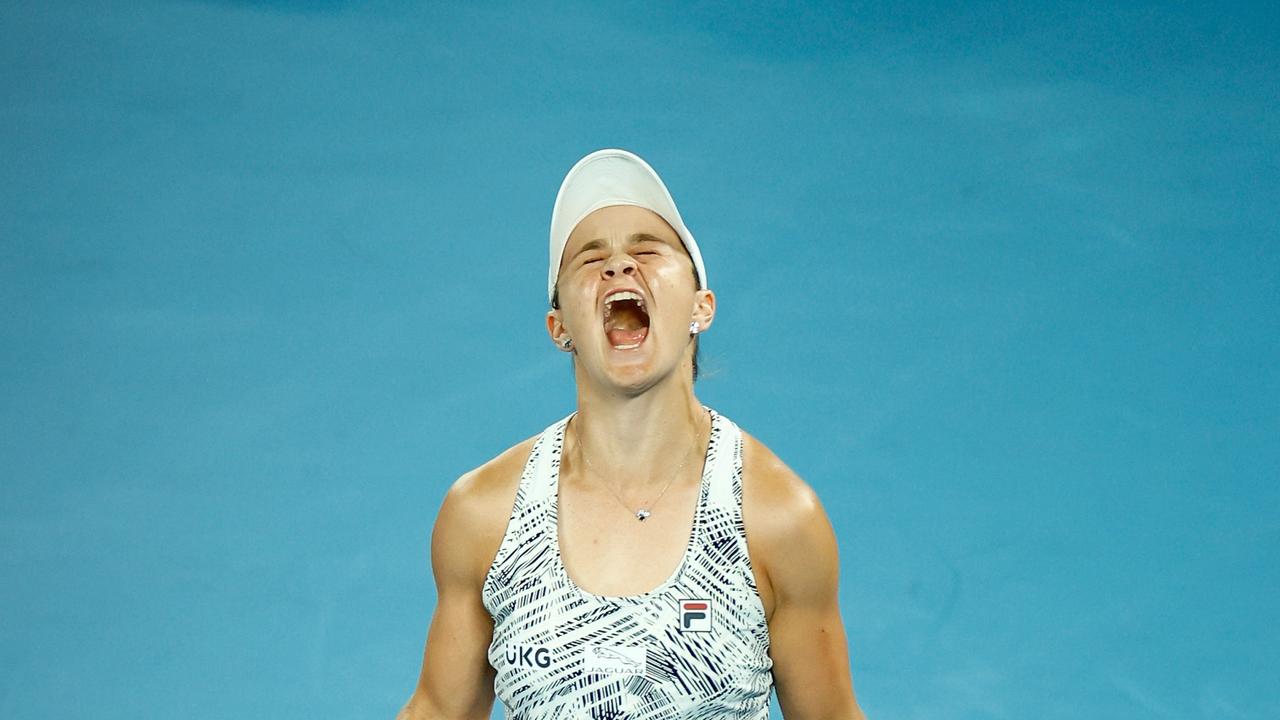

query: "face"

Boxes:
[547, 205, 715, 394]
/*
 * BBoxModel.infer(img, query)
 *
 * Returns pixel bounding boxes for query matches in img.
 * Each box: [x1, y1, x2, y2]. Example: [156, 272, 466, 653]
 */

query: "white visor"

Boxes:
[548, 148, 707, 304]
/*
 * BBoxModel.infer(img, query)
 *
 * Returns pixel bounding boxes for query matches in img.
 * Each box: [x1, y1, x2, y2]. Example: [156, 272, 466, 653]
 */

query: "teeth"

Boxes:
[604, 290, 645, 316]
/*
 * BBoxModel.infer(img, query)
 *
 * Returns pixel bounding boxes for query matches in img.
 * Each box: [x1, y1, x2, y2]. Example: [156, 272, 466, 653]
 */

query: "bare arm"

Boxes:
[396, 471, 506, 720]
[744, 436, 866, 720]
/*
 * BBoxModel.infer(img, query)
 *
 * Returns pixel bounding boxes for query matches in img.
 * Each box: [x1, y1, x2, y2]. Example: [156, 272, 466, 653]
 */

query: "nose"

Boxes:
[602, 250, 637, 279]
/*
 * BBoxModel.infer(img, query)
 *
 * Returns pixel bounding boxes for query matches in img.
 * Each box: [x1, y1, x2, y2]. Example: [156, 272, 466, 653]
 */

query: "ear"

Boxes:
[690, 288, 716, 333]
[546, 308, 573, 352]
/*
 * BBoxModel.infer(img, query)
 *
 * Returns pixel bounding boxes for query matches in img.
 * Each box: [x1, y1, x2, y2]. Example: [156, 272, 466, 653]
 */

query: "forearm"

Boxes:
[777, 686, 864, 720]
[781, 696, 866, 720]
[783, 706, 866, 720]
[395, 693, 492, 720]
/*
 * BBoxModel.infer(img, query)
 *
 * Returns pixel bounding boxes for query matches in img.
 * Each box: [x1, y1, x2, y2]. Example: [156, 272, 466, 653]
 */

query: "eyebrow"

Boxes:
[571, 233, 672, 260]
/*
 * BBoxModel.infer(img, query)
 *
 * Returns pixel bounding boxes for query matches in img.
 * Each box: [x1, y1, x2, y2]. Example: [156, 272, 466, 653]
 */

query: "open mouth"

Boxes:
[603, 291, 650, 350]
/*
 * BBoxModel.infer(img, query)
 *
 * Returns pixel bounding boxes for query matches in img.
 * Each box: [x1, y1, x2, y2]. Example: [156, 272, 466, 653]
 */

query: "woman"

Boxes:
[398, 149, 865, 719]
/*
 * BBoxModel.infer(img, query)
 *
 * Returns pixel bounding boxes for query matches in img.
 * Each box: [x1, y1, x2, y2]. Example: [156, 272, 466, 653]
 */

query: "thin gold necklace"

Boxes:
[575, 409, 709, 522]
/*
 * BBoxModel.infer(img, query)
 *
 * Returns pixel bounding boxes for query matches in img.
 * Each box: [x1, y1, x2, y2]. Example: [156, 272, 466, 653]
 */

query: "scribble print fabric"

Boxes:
[482, 408, 774, 718]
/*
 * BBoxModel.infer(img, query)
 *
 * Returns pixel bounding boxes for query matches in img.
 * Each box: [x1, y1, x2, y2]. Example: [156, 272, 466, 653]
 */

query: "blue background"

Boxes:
[2, 1, 1277, 718]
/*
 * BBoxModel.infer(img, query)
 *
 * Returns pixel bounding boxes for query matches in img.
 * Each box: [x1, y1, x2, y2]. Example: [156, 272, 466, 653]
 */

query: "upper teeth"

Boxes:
[604, 291, 645, 313]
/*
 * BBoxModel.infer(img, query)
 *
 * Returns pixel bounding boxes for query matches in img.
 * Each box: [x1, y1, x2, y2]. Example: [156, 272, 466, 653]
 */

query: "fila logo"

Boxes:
[504, 643, 552, 668]
[678, 598, 712, 633]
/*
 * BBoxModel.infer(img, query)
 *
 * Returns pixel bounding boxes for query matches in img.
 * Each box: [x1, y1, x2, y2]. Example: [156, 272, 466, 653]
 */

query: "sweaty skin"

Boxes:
[396, 206, 866, 719]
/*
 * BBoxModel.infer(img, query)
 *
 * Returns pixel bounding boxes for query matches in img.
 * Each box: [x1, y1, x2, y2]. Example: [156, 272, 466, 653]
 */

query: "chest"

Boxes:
[556, 467, 703, 597]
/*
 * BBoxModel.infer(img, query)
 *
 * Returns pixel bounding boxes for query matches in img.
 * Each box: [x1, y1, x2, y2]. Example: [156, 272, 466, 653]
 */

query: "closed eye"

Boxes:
[634, 243, 665, 256]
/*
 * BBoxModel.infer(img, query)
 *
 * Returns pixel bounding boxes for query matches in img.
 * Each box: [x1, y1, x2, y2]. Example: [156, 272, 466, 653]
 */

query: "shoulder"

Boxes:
[430, 432, 540, 586]
[740, 429, 829, 541]
[441, 433, 538, 521]
[739, 428, 840, 608]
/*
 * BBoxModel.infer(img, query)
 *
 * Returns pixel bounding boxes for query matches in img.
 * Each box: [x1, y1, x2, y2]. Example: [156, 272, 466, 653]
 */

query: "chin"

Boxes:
[594, 354, 689, 396]
[599, 365, 659, 396]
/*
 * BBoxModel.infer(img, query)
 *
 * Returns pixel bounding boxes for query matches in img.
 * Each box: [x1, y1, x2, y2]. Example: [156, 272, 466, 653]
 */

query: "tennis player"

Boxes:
[397, 149, 865, 719]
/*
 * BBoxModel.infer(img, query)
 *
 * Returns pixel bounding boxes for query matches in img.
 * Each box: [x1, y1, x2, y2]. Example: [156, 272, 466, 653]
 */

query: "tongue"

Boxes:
[607, 327, 648, 348]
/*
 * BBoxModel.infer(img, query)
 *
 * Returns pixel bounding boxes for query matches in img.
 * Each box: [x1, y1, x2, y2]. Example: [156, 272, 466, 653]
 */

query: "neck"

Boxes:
[570, 379, 707, 490]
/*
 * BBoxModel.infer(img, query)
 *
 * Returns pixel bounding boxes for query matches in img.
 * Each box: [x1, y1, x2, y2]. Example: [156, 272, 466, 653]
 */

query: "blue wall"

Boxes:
[2, 1, 1277, 717]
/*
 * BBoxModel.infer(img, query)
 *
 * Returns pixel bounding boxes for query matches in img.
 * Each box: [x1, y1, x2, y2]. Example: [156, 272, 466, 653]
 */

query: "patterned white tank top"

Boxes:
[481, 407, 773, 718]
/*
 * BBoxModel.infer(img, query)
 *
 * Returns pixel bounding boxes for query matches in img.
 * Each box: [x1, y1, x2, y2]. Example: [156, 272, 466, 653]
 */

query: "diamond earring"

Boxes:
[689, 321, 700, 336]
[560, 337, 574, 350]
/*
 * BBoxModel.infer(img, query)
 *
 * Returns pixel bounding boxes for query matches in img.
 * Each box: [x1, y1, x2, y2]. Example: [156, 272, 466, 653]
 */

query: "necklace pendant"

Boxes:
[635, 509, 651, 521]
